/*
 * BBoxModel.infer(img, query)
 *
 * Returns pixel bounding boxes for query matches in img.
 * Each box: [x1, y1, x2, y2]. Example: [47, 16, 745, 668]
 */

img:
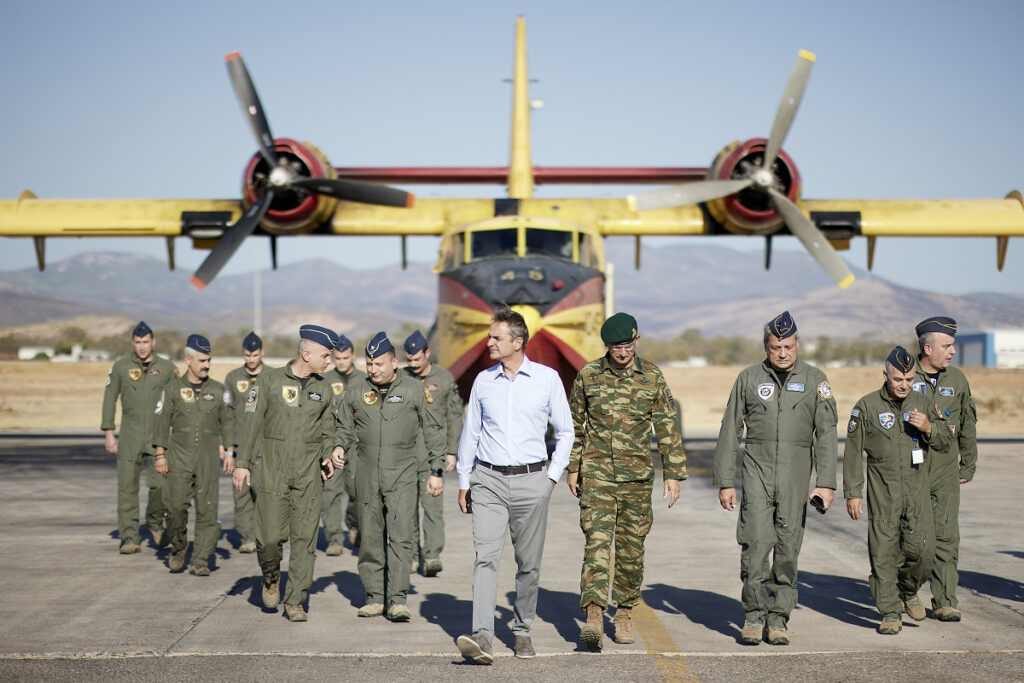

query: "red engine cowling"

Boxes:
[705, 138, 802, 235]
[241, 138, 338, 235]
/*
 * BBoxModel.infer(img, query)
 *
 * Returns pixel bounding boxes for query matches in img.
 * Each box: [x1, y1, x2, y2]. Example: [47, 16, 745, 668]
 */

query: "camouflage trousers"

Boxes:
[579, 477, 653, 611]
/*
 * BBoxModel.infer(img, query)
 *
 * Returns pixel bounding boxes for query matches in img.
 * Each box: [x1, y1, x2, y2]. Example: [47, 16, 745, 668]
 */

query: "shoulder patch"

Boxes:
[817, 381, 832, 400]
[223, 390, 233, 406]
[757, 383, 775, 401]
[847, 418, 858, 433]
[878, 412, 895, 430]
[850, 408, 860, 418]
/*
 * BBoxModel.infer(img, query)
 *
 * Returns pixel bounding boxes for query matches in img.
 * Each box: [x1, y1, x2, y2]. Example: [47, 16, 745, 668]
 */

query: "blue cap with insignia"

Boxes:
[185, 334, 211, 354]
[299, 324, 337, 349]
[767, 310, 797, 340]
[366, 331, 393, 358]
[915, 316, 957, 338]
[335, 334, 353, 352]
[242, 331, 262, 351]
[404, 330, 428, 355]
[886, 345, 915, 373]
[132, 321, 152, 338]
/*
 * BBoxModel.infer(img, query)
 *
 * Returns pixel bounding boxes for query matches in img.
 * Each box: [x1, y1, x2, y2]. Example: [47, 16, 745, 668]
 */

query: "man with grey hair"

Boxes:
[910, 316, 978, 622]
[233, 324, 338, 622]
[713, 310, 838, 646]
[153, 334, 235, 575]
[454, 306, 574, 664]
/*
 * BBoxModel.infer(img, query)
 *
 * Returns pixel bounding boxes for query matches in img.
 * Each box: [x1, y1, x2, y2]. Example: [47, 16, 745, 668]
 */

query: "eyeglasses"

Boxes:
[606, 339, 636, 351]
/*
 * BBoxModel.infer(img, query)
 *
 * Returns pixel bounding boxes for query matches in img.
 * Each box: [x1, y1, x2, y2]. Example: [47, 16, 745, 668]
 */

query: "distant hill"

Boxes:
[2, 247, 1024, 341]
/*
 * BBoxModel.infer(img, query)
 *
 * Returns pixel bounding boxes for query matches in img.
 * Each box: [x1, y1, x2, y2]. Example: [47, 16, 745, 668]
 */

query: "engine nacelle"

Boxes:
[241, 138, 338, 235]
[705, 138, 802, 236]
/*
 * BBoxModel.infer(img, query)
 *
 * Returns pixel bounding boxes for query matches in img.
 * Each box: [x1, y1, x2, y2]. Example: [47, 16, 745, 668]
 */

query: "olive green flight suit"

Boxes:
[238, 362, 335, 608]
[321, 366, 367, 547]
[153, 376, 235, 569]
[101, 354, 178, 545]
[911, 363, 978, 609]
[568, 354, 687, 611]
[404, 364, 463, 565]
[843, 386, 950, 618]
[713, 359, 838, 629]
[224, 365, 266, 547]
[334, 371, 445, 607]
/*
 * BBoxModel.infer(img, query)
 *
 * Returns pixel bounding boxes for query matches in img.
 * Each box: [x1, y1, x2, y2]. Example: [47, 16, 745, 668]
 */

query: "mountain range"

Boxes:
[1, 244, 1023, 341]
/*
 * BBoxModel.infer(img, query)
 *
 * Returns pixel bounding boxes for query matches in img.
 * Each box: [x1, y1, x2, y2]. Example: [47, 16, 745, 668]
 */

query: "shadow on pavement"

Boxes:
[420, 592, 474, 640]
[534, 587, 589, 651]
[796, 571, 876, 629]
[644, 583, 742, 640]
[997, 550, 1024, 560]
[309, 569, 364, 606]
[960, 570, 1024, 603]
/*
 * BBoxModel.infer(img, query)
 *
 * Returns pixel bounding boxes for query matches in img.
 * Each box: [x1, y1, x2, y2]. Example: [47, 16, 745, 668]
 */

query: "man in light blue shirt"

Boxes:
[455, 306, 573, 664]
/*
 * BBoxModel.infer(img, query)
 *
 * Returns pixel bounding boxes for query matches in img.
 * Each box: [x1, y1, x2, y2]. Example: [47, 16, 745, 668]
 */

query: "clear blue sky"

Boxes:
[1, 0, 1022, 294]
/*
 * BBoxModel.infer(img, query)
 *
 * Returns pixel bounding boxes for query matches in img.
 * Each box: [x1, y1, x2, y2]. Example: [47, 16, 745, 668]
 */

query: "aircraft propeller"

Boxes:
[630, 50, 855, 288]
[190, 53, 415, 289]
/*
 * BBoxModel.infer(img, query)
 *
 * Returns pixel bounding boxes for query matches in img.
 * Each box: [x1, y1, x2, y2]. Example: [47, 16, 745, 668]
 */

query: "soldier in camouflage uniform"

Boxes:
[567, 312, 686, 651]
[910, 316, 978, 622]
[331, 332, 446, 622]
[713, 311, 837, 646]
[233, 325, 339, 623]
[321, 334, 367, 555]
[223, 331, 266, 553]
[101, 321, 178, 554]
[403, 330, 463, 577]
[844, 346, 950, 634]
[153, 335, 236, 576]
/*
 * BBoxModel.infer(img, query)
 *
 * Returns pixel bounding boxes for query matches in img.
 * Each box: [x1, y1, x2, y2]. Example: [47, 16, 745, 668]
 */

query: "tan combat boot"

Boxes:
[613, 607, 636, 644]
[580, 603, 604, 651]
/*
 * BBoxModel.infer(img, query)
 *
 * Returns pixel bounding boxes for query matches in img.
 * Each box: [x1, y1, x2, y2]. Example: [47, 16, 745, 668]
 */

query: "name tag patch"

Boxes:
[786, 382, 805, 392]
[939, 386, 955, 397]
[308, 391, 322, 402]
[386, 395, 404, 403]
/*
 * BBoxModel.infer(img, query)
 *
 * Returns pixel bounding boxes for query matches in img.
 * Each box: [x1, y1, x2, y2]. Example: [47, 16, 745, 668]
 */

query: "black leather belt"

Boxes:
[477, 460, 546, 476]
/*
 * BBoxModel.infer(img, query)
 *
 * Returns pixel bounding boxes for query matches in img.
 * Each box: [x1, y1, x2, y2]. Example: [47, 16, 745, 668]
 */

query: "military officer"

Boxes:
[331, 332, 446, 622]
[567, 312, 686, 651]
[153, 334, 236, 576]
[844, 346, 950, 634]
[224, 331, 266, 553]
[911, 316, 978, 622]
[101, 321, 178, 554]
[321, 334, 367, 555]
[233, 324, 339, 622]
[403, 329, 463, 577]
[713, 311, 838, 646]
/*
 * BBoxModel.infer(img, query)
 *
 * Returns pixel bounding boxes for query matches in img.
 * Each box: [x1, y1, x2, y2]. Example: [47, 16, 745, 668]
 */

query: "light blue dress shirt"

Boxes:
[457, 356, 574, 490]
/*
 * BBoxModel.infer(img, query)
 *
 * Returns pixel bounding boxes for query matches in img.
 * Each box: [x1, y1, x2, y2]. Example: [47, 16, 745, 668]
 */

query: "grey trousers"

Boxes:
[470, 466, 553, 640]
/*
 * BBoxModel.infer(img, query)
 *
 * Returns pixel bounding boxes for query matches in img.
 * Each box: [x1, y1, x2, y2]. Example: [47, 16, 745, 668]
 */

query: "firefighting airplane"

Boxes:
[2, 16, 1023, 399]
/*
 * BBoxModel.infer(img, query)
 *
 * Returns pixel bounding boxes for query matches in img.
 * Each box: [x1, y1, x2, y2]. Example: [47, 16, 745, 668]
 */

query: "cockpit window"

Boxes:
[525, 228, 573, 259]
[470, 229, 517, 259]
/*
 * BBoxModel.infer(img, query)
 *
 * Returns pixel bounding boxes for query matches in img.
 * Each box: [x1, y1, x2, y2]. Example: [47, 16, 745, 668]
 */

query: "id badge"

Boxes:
[912, 448, 924, 465]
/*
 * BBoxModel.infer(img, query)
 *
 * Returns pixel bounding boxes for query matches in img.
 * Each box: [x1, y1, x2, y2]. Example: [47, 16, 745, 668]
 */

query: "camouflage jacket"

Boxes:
[568, 354, 686, 483]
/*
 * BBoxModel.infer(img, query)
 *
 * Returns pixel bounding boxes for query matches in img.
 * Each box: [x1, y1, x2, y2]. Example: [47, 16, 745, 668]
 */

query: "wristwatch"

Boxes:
[430, 468, 444, 478]
[225, 450, 236, 458]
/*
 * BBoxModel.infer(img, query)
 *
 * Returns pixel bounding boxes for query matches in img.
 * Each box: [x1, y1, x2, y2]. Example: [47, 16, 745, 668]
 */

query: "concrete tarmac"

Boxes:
[1, 436, 1022, 682]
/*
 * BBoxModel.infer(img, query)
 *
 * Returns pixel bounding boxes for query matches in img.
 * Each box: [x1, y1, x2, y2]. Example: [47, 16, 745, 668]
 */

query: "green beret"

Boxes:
[601, 312, 638, 345]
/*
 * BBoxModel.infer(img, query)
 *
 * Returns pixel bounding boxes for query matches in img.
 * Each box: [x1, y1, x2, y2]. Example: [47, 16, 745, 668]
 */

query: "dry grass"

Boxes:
[0, 360, 1021, 435]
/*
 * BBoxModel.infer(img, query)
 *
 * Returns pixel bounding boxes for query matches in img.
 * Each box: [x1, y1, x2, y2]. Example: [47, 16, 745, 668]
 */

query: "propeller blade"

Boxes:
[629, 178, 753, 211]
[762, 50, 815, 174]
[225, 52, 278, 167]
[768, 188, 854, 288]
[290, 177, 415, 208]
[191, 190, 275, 289]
